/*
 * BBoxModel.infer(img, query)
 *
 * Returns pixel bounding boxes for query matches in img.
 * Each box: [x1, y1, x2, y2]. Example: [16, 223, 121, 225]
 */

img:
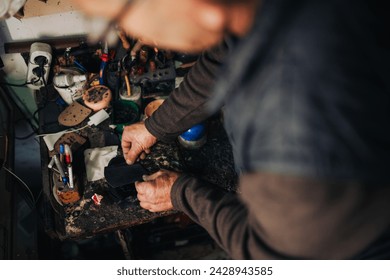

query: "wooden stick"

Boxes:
[124, 74, 131, 96]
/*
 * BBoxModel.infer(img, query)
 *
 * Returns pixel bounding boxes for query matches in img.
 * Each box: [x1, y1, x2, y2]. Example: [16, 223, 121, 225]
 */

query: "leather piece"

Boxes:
[58, 101, 92, 127]
[104, 156, 148, 188]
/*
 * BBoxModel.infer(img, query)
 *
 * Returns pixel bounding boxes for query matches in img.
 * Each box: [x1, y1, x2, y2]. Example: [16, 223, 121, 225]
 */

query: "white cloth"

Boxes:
[84, 146, 118, 182]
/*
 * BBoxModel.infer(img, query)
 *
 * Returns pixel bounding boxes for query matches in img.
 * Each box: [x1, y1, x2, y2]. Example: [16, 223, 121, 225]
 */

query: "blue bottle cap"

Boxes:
[180, 123, 206, 141]
[59, 144, 65, 154]
[62, 177, 68, 184]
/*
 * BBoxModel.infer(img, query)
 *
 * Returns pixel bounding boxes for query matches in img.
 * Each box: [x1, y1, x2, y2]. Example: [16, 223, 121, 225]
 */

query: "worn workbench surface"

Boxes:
[38, 87, 237, 240]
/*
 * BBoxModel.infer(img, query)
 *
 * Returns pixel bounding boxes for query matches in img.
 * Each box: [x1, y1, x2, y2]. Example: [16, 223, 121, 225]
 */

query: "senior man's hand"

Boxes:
[135, 170, 180, 212]
[121, 122, 157, 165]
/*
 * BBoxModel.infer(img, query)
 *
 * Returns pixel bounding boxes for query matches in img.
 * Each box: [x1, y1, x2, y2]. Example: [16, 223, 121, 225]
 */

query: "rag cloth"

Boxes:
[84, 146, 118, 182]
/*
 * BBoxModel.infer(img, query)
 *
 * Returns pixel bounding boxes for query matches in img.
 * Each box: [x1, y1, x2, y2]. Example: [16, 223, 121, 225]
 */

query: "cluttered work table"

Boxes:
[34, 38, 238, 240]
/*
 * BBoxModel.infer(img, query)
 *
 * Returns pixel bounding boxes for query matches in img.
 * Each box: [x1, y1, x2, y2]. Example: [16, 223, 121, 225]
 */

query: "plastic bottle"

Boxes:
[53, 74, 87, 88]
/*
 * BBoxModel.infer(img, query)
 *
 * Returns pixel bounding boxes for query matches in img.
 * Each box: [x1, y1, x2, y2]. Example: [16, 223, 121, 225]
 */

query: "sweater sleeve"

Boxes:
[171, 173, 390, 259]
[145, 40, 228, 143]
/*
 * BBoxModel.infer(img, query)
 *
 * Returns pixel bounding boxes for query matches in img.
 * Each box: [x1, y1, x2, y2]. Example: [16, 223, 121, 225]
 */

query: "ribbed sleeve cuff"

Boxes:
[145, 116, 178, 143]
[170, 174, 196, 210]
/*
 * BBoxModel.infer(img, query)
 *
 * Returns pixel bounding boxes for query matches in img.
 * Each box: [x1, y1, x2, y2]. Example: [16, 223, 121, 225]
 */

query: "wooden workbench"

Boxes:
[37, 86, 237, 240]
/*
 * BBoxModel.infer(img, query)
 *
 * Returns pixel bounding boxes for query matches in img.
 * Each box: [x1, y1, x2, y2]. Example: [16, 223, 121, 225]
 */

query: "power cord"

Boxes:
[14, 59, 52, 139]
[32, 62, 51, 121]
[35, 124, 89, 138]
[15, 130, 37, 140]
[1, 134, 36, 209]
[1, 59, 48, 139]
[2, 167, 36, 207]
[0, 77, 41, 87]
[0, 82, 41, 135]
[1, 60, 46, 207]
[0, 58, 53, 215]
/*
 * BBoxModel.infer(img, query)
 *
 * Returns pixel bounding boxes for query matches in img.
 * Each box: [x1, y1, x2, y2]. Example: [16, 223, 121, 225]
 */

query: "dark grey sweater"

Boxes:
[146, 0, 390, 259]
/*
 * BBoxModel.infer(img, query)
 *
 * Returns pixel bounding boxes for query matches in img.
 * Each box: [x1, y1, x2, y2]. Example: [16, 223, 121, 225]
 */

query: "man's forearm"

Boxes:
[170, 174, 280, 259]
[170, 172, 390, 259]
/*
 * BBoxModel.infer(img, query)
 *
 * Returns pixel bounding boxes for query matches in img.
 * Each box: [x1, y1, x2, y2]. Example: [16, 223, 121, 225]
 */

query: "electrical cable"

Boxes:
[2, 129, 45, 215]
[13, 118, 38, 140]
[41, 63, 49, 97]
[15, 130, 37, 140]
[35, 189, 43, 206]
[0, 57, 62, 219]
[0, 84, 40, 131]
[2, 56, 98, 219]
[0, 62, 49, 209]
[17, 119, 61, 141]
[0, 77, 41, 87]
[0, 134, 36, 209]
[32, 103, 45, 124]
[1, 133, 9, 167]
[5, 62, 48, 140]
[35, 124, 89, 138]
[14, 117, 60, 140]
[26, 61, 52, 134]
[14, 62, 60, 140]
[0, 64, 48, 134]
[2, 166, 36, 207]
